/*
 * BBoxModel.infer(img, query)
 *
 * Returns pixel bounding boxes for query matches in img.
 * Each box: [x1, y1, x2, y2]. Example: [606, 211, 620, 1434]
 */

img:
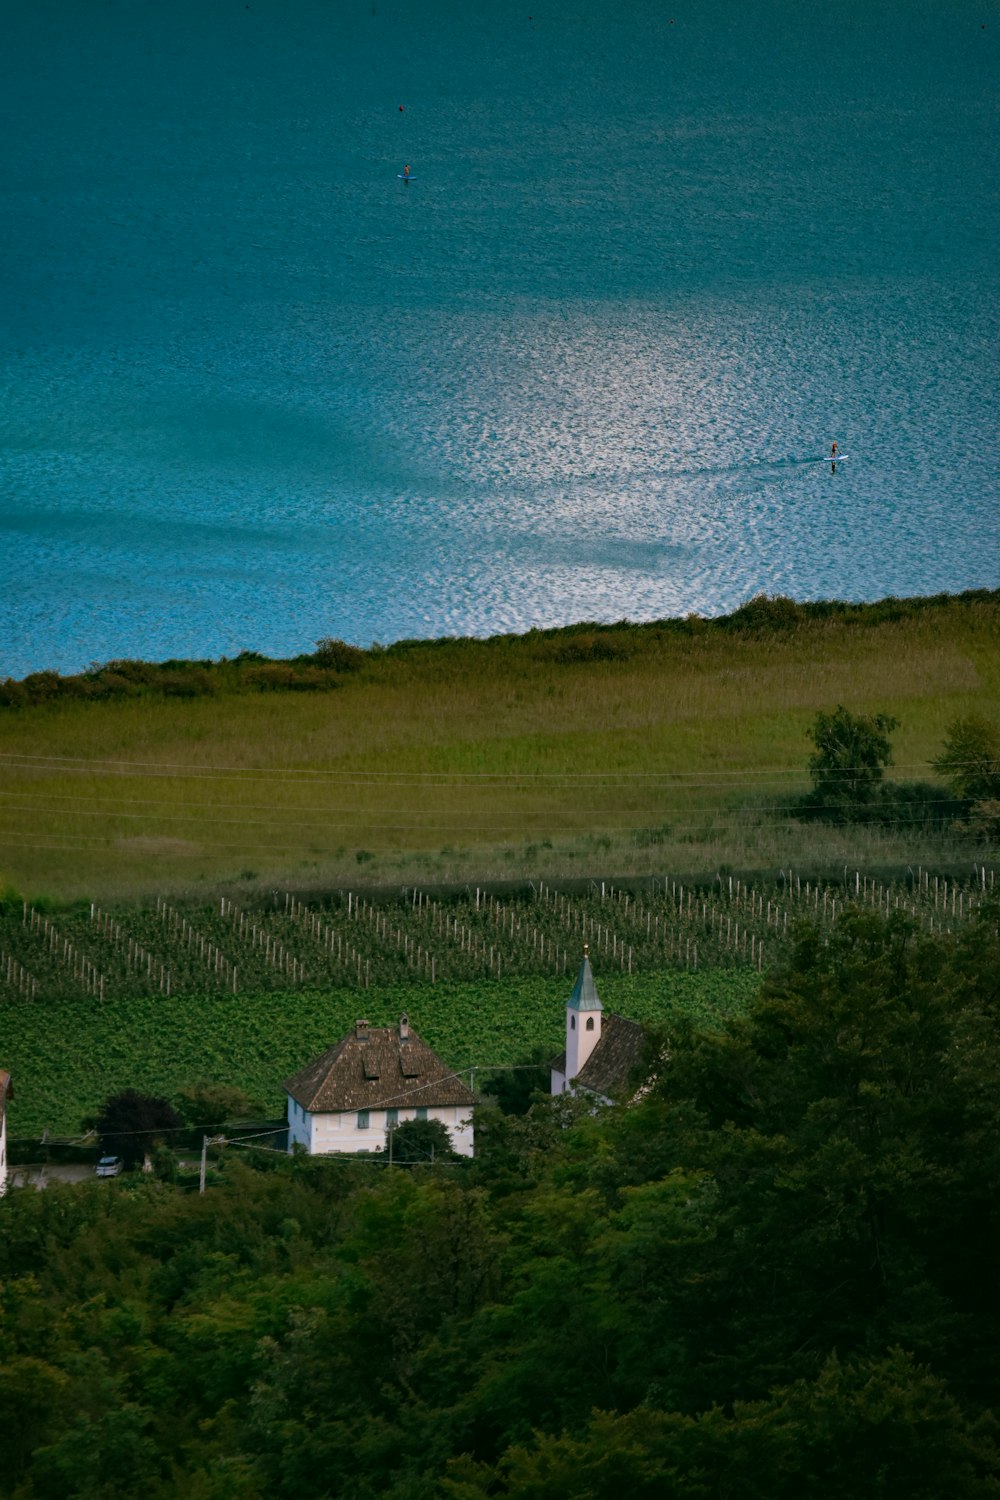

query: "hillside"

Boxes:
[1, 591, 997, 900]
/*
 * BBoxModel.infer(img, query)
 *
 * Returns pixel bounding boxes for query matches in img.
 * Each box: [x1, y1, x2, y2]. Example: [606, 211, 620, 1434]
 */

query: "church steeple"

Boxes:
[564, 943, 602, 1083]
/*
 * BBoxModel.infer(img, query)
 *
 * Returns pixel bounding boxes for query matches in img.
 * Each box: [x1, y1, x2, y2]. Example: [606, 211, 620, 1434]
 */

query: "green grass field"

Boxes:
[1, 592, 998, 900]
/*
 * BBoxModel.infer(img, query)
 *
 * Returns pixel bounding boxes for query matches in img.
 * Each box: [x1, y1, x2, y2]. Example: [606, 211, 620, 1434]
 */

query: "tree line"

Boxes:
[801, 704, 1000, 836]
[1, 901, 999, 1498]
[3, 589, 996, 711]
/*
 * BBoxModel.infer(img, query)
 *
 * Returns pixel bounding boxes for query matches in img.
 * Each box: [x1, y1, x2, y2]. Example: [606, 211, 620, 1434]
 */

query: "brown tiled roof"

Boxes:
[284, 1023, 476, 1115]
[573, 1013, 646, 1099]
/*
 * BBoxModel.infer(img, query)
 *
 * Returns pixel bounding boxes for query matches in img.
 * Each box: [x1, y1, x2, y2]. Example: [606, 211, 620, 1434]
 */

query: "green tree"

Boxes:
[386, 1115, 456, 1163]
[932, 714, 1000, 834]
[0, 1355, 70, 1484]
[806, 704, 899, 820]
[176, 1080, 258, 1131]
[95, 1088, 180, 1169]
[636, 904, 1000, 1408]
[932, 714, 1000, 801]
[480, 1048, 552, 1115]
[442, 1351, 1000, 1500]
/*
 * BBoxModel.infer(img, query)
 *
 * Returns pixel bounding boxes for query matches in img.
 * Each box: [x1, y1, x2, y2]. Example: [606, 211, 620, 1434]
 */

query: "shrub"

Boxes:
[19, 671, 65, 704]
[312, 637, 366, 672]
[726, 594, 806, 633]
[157, 669, 216, 699]
[244, 664, 338, 692]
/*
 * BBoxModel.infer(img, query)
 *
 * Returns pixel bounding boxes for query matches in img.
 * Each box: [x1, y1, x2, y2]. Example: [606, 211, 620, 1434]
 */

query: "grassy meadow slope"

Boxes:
[1, 592, 997, 901]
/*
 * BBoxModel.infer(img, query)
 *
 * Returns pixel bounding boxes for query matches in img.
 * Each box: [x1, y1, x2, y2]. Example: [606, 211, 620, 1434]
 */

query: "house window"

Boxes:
[586, 1017, 594, 1031]
[386, 1108, 399, 1126]
[416, 1107, 428, 1121]
[357, 1110, 370, 1130]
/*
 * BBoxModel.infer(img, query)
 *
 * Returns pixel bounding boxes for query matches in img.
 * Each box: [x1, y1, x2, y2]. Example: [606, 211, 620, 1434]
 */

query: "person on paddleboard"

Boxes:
[402, 163, 411, 179]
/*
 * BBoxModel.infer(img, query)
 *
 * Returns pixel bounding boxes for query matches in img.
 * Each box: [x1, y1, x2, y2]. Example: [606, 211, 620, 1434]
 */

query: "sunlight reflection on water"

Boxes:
[1, 0, 997, 672]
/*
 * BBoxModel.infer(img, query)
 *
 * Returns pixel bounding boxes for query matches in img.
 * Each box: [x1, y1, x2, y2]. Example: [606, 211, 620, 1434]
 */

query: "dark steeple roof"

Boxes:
[566, 945, 602, 1012]
[573, 1014, 646, 1099]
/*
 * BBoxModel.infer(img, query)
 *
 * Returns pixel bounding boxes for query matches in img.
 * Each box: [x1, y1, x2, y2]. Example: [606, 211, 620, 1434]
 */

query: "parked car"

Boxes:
[95, 1155, 123, 1177]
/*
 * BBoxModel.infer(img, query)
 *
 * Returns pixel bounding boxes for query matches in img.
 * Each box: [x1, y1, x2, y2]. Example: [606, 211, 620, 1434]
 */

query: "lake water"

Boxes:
[1, 0, 997, 676]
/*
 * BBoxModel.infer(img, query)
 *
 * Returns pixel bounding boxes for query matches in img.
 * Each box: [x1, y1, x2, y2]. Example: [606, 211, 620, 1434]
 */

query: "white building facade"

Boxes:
[285, 1016, 476, 1158]
[0, 1070, 11, 1196]
[287, 1097, 473, 1156]
[551, 946, 603, 1096]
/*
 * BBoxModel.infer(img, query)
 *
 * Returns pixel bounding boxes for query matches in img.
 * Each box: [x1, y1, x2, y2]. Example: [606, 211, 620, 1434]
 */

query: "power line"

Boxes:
[0, 750, 964, 783]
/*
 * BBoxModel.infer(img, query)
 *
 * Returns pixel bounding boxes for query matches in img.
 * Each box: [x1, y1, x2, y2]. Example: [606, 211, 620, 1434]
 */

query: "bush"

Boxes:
[157, 669, 216, 699]
[875, 779, 965, 831]
[312, 637, 366, 672]
[244, 664, 339, 692]
[19, 671, 65, 704]
[550, 632, 630, 664]
[726, 594, 806, 633]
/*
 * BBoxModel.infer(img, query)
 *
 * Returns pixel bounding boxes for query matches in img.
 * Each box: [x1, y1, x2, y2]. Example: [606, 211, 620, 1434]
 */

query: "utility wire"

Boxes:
[0, 750, 971, 782]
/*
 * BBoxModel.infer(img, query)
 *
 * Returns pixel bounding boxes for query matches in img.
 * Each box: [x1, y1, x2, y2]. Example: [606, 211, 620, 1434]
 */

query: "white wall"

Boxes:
[286, 1096, 314, 1153]
[565, 1005, 601, 1083]
[287, 1097, 473, 1157]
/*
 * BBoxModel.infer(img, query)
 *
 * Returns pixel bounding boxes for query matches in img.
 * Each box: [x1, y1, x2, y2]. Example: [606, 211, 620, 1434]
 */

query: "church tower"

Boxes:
[562, 943, 603, 1089]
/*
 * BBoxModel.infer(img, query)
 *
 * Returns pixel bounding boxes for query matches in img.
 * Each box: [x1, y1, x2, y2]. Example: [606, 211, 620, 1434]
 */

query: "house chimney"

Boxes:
[355, 1019, 370, 1041]
[399, 1013, 410, 1041]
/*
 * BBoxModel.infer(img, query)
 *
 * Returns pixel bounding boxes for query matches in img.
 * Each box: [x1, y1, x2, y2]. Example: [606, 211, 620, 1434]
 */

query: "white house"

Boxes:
[0, 1069, 12, 1196]
[551, 946, 646, 1104]
[285, 1015, 476, 1157]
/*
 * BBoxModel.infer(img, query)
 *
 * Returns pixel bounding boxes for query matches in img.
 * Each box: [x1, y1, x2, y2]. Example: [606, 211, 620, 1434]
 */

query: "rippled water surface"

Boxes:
[1, 0, 997, 673]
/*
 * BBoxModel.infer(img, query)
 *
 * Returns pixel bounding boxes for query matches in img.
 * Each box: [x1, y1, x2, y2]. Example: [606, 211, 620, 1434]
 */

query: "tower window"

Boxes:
[586, 1017, 595, 1031]
[570, 1015, 576, 1029]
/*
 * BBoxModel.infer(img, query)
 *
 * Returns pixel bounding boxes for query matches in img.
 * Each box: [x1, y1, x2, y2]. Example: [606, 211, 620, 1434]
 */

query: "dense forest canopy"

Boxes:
[2, 903, 999, 1498]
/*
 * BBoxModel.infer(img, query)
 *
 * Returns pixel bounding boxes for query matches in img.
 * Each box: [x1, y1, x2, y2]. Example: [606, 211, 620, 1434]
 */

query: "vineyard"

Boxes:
[1, 865, 995, 1136]
[1, 864, 995, 1006]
